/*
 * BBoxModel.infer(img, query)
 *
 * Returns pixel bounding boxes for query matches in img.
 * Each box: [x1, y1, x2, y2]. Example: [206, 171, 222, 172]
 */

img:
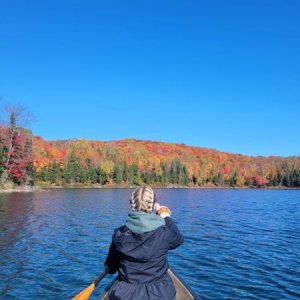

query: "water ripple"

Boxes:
[0, 189, 300, 299]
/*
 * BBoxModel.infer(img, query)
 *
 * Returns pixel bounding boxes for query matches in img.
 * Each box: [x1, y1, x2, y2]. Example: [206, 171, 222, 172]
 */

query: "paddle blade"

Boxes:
[72, 282, 95, 300]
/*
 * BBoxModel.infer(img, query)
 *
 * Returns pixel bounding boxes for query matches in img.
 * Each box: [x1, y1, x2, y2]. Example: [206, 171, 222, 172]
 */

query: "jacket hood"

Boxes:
[113, 213, 166, 262]
[125, 211, 165, 234]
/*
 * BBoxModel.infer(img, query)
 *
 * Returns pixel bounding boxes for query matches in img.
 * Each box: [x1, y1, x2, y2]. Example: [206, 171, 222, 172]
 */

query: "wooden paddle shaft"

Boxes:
[94, 272, 107, 287]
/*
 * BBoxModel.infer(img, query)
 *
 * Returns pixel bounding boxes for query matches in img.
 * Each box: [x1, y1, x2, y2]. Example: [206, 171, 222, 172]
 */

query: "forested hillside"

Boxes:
[32, 137, 300, 188]
[1, 117, 300, 188]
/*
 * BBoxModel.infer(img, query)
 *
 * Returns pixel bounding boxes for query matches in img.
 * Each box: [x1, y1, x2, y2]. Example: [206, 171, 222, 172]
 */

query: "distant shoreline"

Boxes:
[1, 185, 299, 193]
[0, 186, 41, 193]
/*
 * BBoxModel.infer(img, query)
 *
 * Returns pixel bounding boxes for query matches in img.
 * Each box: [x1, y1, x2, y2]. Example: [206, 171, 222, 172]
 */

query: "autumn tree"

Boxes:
[101, 160, 115, 184]
[0, 103, 35, 185]
[28, 135, 300, 188]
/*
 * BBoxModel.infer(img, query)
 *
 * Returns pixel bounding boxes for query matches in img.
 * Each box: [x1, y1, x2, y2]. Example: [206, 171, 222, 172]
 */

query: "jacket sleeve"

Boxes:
[104, 241, 120, 274]
[165, 217, 184, 250]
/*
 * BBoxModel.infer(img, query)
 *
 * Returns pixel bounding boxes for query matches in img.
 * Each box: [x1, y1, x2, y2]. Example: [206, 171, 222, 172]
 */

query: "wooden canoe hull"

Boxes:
[101, 268, 198, 300]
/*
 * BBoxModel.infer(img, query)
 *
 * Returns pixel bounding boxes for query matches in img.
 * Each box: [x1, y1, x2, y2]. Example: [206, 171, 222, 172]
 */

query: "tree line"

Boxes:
[33, 154, 300, 188]
[34, 157, 190, 187]
[1, 110, 300, 188]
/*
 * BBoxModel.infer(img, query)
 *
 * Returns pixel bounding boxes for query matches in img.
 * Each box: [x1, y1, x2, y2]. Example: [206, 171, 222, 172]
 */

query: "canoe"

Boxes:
[101, 268, 199, 300]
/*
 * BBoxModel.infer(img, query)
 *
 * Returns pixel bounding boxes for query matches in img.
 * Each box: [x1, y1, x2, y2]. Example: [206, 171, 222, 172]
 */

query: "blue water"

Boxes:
[0, 188, 300, 299]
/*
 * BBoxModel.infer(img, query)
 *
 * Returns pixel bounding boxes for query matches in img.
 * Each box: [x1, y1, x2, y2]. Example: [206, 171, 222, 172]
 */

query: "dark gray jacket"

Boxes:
[104, 214, 184, 300]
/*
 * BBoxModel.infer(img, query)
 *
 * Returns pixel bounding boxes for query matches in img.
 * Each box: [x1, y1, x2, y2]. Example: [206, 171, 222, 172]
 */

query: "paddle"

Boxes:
[72, 271, 107, 300]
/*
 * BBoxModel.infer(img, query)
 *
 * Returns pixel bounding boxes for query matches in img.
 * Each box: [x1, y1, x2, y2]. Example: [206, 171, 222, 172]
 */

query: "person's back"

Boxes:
[104, 185, 184, 300]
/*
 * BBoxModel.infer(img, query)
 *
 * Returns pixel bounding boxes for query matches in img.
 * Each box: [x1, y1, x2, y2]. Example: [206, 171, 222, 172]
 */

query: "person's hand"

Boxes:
[156, 205, 171, 218]
[153, 203, 161, 212]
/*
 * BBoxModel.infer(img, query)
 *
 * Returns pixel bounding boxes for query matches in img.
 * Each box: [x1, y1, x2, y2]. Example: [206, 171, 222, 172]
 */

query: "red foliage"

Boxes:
[22, 136, 300, 186]
[223, 166, 230, 175]
[253, 176, 269, 187]
[0, 126, 34, 184]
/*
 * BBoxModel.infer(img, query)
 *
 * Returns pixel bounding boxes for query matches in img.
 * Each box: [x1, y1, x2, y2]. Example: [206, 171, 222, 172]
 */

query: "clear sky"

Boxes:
[0, 0, 299, 157]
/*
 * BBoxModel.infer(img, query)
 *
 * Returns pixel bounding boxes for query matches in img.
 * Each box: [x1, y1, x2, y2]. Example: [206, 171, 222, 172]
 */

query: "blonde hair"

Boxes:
[130, 185, 156, 213]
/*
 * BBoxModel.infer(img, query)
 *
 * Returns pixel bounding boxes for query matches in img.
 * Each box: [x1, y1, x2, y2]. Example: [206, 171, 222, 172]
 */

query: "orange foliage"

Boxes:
[30, 137, 300, 186]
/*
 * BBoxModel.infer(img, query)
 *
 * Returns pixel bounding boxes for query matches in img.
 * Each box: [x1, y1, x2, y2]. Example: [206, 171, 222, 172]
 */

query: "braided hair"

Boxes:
[130, 185, 156, 213]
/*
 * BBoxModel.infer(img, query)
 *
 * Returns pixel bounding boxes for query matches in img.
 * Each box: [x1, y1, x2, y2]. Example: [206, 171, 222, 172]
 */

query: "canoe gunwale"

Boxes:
[168, 268, 200, 300]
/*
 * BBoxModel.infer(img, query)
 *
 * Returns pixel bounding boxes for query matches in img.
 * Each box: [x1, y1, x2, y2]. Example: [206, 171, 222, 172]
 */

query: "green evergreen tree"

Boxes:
[130, 164, 142, 185]
[169, 159, 189, 185]
[293, 170, 300, 187]
[229, 170, 237, 186]
[88, 167, 98, 184]
[121, 161, 129, 184]
[180, 165, 189, 186]
[142, 169, 155, 184]
[212, 175, 221, 186]
[99, 168, 108, 185]
[160, 163, 168, 186]
[169, 160, 180, 184]
[36, 166, 48, 182]
[48, 160, 61, 184]
[63, 154, 85, 183]
[282, 173, 291, 187]
[114, 165, 122, 184]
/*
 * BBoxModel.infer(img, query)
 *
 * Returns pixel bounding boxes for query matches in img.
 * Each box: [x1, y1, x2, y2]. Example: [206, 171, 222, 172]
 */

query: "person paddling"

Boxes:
[104, 185, 184, 300]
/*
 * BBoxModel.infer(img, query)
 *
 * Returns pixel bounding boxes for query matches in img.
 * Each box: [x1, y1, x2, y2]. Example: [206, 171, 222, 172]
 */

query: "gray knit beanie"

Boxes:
[130, 185, 156, 213]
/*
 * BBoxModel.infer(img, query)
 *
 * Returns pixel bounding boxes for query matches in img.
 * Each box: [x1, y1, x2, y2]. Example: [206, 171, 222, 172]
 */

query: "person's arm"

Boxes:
[156, 204, 184, 250]
[104, 242, 120, 274]
[165, 217, 184, 250]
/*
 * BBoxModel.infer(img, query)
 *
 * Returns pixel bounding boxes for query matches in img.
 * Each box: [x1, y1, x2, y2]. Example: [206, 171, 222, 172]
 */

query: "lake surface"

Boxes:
[0, 188, 300, 299]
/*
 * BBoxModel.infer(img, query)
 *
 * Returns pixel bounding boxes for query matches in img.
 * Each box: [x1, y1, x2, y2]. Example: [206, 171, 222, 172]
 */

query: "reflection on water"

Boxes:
[0, 189, 300, 299]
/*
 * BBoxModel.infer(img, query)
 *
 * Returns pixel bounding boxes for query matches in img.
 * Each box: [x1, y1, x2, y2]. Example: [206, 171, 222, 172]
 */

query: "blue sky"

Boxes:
[0, 0, 299, 157]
